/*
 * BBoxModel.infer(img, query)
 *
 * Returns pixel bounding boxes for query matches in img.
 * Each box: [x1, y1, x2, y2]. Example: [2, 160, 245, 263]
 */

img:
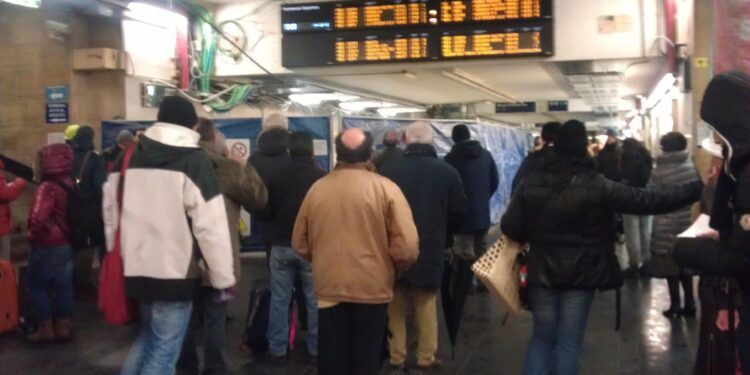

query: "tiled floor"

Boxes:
[0, 257, 699, 375]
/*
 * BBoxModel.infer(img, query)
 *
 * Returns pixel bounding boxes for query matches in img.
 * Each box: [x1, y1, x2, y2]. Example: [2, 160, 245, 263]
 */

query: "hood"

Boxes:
[257, 127, 289, 156]
[39, 144, 73, 178]
[136, 123, 201, 168]
[656, 150, 689, 166]
[405, 143, 437, 157]
[701, 71, 750, 179]
[451, 140, 483, 159]
[71, 125, 95, 151]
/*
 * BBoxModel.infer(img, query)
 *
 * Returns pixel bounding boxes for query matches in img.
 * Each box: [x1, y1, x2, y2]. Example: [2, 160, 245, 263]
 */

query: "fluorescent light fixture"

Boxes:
[442, 69, 518, 102]
[125, 2, 186, 27]
[339, 101, 397, 112]
[289, 93, 359, 106]
[644, 73, 677, 109]
[377, 107, 425, 117]
[3, 0, 40, 8]
[288, 87, 304, 93]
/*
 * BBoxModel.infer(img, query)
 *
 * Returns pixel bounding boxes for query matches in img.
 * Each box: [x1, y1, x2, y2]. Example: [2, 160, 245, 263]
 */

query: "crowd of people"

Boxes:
[5, 70, 750, 375]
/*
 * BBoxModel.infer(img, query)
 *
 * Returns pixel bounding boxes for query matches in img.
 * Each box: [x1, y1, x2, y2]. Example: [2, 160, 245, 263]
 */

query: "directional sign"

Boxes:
[45, 85, 69, 103]
[547, 100, 569, 112]
[45, 103, 69, 124]
[496, 101, 537, 113]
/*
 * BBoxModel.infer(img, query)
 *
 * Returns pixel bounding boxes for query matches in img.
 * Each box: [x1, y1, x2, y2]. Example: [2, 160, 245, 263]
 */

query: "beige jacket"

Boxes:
[199, 141, 268, 284]
[292, 162, 419, 304]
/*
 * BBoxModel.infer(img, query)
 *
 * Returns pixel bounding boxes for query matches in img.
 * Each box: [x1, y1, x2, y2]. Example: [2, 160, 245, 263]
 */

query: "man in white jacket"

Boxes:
[103, 96, 235, 375]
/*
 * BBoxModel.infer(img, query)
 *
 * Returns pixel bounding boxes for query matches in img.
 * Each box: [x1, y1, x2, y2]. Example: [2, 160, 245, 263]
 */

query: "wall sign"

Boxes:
[496, 101, 537, 113]
[45, 103, 69, 124]
[547, 100, 569, 112]
[45, 85, 68, 103]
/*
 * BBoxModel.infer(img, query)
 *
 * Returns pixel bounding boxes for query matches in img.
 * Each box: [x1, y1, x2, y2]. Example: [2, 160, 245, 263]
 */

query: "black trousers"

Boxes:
[318, 303, 387, 375]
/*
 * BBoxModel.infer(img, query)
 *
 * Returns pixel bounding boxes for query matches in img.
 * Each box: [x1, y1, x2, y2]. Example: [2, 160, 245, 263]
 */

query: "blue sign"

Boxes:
[46, 103, 69, 124]
[547, 100, 569, 112]
[45, 85, 68, 103]
[495, 101, 537, 113]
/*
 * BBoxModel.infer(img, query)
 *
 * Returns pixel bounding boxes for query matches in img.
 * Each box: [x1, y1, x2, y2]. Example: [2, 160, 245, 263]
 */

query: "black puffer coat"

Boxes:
[381, 144, 467, 288]
[501, 158, 702, 290]
[650, 151, 699, 256]
[512, 145, 553, 192]
[596, 142, 622, 182]
[445, 140, 498, 234]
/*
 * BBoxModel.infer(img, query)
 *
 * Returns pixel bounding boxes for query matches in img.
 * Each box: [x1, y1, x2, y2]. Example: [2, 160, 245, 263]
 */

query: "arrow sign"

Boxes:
[45, 85, 69, 103]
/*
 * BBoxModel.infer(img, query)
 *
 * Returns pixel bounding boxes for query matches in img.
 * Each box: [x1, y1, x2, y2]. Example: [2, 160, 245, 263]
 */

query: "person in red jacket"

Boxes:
[0, 159, 26, 261]
[26, 143, 75, 343]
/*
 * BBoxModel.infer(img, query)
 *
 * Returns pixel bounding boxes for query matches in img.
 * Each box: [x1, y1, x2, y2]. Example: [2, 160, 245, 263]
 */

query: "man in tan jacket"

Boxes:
[293, 128, 419, 375]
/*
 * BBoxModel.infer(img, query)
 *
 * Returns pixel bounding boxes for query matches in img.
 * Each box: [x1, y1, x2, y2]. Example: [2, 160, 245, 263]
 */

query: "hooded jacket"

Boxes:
[444, 140, 499, 233]
[103, 123, 235, 301]
[596, 142, 622, 182]
[247, 127, 290, 184]
[650, 151, 700, 256]
[0, 160, 26, 237]
[512, 144, 553, 192]
[70, 126, 106, 204]
[380, 144, 467, 289]
[28, 144, 74, 247]
[292, 162, 419, 304]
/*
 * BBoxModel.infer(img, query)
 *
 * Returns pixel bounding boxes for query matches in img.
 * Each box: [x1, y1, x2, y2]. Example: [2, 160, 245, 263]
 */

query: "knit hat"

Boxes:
[72, 125, 95, 150]
[157, 96, 198, 128]
[64, 124, 80, 142]
[660, 131, 688, 152]
[116, 130, 135, 145]
[555, 120, 589, 158]
[452, 124, 471, 143]
[606, 128, 619, 138]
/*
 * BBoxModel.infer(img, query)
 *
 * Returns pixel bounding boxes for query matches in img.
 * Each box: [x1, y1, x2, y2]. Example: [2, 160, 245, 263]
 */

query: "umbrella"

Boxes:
[440, 255, 474, 360]
[0, 154, 34, 182]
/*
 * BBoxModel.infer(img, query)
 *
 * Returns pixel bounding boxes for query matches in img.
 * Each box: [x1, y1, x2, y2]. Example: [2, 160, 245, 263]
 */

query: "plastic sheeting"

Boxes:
[341, 116, 532, 223]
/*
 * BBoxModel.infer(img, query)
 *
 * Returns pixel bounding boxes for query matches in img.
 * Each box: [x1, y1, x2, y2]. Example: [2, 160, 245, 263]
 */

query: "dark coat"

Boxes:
[650, 151, 699, 256]
[621, 152, 653, 188]
[373, 145, 404, 171]
[512, 145, 553, 192]
[444, 140, 499, 234]
[247, 129, 290, 185]
[70, 141, 106, 206]
[501, 158, 702, 290]
[596, 142, 622, 182]
[380, 144, 467, 288]
[257, 156, 326, 247]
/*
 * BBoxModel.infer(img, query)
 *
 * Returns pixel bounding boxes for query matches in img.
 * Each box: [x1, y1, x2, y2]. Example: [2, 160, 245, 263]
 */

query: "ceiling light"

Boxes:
[3, 0, 40, 8]
[442, 69, 517, 102]
[288, 87, 304, 93]
[644, 73, 676, 109]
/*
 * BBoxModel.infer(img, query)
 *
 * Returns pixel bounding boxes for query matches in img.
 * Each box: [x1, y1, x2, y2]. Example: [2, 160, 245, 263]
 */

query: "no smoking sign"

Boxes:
[226, 139, 251, 162]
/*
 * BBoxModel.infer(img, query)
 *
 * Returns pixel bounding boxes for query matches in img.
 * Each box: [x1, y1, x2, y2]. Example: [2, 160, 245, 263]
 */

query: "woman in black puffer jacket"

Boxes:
[501, 120, 702, 375]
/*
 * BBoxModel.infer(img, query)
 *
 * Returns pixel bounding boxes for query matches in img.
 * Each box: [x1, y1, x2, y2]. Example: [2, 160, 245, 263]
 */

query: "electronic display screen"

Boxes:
[281, 0, 551, 33]
[282, 23, 552, 67]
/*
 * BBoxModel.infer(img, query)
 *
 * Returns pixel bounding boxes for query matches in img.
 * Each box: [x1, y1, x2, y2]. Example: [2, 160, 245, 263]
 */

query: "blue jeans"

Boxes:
[267, 246, 318, 356]
[524, 287, 595, 375]
[121, 300, 193, 375]
[27, 245, 74, 322]
[177, 287, 229, 375]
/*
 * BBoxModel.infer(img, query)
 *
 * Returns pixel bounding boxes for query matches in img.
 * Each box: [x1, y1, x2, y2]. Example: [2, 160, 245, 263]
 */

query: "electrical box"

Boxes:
[73, 48, 122, 71]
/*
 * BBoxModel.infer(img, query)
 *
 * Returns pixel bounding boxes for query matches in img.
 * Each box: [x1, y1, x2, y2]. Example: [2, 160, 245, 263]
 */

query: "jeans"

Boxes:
[524, 287, 595, 375]
[318, 303, 388, 375]
[622, 215, 652, 267]
[121, 300, 193, 375]
[27, 245, 74, 322]
[388, 283, 438, 367]
[267, 246, 318, 356]
[177, 287, 229, 375]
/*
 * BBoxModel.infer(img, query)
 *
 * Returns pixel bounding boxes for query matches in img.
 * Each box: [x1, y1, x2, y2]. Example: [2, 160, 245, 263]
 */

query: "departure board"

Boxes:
[281, 0, 551, 33]
[281, 0, 553, 67]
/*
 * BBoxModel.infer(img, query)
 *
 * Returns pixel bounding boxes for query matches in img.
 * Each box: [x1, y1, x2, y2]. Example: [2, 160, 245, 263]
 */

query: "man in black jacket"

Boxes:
[444, 124, 499, 260]
[596, 128, 622, 182]
[259, 132, 326, 362]
[373, 130, 404, 171]
[380, 122, 466, 372]
[512, 122, 560, 191]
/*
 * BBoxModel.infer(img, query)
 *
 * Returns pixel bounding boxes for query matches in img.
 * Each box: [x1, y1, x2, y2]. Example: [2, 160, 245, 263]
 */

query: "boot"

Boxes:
[26, 320, 55, 343]
[54, 319, 73, 341]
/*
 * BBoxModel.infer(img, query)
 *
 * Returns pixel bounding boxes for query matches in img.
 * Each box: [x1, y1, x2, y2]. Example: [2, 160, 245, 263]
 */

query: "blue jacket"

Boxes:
[445, 140, 499, 234]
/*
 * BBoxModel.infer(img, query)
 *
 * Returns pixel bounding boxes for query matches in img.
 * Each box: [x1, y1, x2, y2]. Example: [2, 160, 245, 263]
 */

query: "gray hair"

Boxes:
[405, 121, 433, 145]
[214, 131, 228, 157]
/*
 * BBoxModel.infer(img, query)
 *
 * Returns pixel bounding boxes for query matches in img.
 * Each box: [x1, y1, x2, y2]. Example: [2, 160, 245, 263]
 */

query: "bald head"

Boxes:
[405, 121, 433, 145]
[383, 131, 400, 147]
[336, 128, 374, 163]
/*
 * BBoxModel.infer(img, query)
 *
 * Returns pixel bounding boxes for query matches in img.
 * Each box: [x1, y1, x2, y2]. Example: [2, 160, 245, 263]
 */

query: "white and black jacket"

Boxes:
[103, 122, 235, 301]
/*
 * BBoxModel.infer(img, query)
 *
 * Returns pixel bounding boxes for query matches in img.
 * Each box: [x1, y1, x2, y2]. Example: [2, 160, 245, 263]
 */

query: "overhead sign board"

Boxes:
[547, 100, 568, 112]
[495, 101, 536, 113]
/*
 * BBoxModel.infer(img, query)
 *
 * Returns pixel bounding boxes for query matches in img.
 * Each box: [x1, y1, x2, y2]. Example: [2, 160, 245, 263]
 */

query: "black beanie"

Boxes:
[555, 120, 588, 158]
[541, 122, 561, 143]
[158, 96, 198, 128]
[72, 125, 95, 150]
[452, 124, 471, 143]
[660, 131, 687, 152]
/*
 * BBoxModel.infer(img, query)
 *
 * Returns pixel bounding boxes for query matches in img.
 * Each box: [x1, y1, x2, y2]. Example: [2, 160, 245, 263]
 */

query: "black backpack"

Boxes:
[53, 151, 104, 250]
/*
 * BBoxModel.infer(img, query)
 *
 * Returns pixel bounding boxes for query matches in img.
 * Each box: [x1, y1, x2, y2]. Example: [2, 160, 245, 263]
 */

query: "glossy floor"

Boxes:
[0, 258, 699, 375]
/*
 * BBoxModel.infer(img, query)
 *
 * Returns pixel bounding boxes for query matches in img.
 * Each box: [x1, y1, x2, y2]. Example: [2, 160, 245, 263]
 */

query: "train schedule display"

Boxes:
[281, 0, 553, 67]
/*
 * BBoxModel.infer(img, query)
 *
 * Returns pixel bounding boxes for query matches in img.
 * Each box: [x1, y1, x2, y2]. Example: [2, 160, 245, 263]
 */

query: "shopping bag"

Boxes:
[471, 235, 525, 316]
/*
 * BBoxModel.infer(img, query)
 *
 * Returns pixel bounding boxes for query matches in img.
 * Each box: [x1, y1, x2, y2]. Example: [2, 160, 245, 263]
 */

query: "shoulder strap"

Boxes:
[76, 151, 93, 184]
[117, 144, 136, 209]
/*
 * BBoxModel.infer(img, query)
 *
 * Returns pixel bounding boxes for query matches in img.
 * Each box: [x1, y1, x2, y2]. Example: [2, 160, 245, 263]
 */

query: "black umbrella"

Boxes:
[440, 255, 474, 360]
[0, 154, 34, 182]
